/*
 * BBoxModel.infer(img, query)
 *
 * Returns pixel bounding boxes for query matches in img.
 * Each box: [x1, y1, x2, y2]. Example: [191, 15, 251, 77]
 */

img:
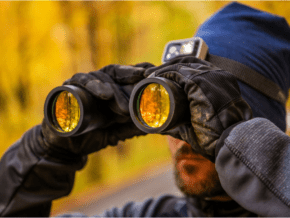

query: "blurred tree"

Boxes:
[59, 1, 79, 74]
[84, 2, 99, 69]
[16, 2, 31, 111]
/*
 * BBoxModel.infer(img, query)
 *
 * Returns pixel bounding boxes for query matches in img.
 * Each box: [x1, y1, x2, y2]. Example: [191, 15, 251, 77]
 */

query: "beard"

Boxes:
[173, 145, 226, 199]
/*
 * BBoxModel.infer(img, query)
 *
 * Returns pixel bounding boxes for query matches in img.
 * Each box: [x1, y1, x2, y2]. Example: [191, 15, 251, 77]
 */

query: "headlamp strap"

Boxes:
[206, 54, 287, 106]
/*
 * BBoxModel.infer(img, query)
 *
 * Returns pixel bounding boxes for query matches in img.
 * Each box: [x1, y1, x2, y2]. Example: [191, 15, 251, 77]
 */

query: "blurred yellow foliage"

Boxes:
[0, 1, 290, 215]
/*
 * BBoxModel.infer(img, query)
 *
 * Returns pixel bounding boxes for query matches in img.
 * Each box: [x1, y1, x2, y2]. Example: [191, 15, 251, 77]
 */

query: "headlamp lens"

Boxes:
[138, 83, 170, 128]
[52, 91, 80, 132]
[180, 41, 194, 54]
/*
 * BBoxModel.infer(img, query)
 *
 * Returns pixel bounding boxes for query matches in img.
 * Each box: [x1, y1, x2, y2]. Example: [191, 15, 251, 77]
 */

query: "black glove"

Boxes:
[144, 56, 253, 162]
[42, 63, 155, 159]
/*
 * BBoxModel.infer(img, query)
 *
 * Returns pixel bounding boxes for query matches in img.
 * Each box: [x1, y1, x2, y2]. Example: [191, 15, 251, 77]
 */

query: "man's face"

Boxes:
[167, 136, 230, 200]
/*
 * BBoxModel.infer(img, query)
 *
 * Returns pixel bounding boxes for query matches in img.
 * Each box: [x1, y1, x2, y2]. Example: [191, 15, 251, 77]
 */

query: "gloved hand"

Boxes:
[42, 62, 155, 159]
[144, 56, 253, 162]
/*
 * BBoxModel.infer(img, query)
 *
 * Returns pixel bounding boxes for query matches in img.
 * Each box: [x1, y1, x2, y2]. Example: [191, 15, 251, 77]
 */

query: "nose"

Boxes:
[167, 136, 190, 155]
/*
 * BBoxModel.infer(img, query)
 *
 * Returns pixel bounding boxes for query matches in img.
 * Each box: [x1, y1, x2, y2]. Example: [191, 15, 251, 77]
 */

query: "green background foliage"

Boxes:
[0, 1, 289, 214]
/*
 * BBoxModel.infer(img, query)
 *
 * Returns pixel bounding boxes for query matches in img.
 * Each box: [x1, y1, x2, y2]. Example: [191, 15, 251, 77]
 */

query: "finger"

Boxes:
[88, 71, 133, 116]
[153, 64, 207, 79]
[100, 64, 147, 84]
[88, 71, 115, 83]
[63, 72, 116, 100]
[85, 80, 114, 100]
[133, 62, 155, 69]
[108, 83, 131, 116]
[62, 73, 96, 86]
[143, 55, 220, 78]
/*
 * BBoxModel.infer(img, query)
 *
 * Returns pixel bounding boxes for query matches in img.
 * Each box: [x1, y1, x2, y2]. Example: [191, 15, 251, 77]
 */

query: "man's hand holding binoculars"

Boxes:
[144, 56, 253, 162]
[42, 57, 252, 163]
[41, 63, 154, 159]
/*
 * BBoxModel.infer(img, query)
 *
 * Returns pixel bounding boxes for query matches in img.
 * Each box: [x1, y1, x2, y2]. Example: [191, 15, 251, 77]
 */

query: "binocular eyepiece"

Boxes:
[44, 77, 190, 137]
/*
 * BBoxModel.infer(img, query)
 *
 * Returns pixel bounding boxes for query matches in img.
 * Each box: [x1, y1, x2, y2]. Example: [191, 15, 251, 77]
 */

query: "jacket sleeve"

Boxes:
[215, 117, 290, 217]
[59, 195, 186, 217]
[0, 124, 87, 217]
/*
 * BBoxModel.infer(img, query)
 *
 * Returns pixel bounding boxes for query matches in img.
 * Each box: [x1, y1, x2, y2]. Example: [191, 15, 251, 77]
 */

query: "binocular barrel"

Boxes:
[44, 85, 107, 137]
[44, 77, 190, 136]
[129, 77, 190, 133]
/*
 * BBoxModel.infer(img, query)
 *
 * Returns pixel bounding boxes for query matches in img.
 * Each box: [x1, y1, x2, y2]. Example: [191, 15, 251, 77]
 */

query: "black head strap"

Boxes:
[207, 54, 287, 106]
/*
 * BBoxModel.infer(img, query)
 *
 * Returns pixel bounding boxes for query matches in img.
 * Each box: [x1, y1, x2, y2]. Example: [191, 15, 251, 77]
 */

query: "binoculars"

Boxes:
[44, 37, 207, 137]
[44, 77, 190, 137]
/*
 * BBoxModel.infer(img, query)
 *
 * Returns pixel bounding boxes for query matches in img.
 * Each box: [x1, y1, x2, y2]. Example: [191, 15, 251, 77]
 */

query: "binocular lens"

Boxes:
[138, 83, 170, 128]
[52, 91, 80, 132]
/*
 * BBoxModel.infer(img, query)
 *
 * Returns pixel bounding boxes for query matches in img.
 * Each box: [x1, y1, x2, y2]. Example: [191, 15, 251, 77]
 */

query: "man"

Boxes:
[0, 2, 290, 217]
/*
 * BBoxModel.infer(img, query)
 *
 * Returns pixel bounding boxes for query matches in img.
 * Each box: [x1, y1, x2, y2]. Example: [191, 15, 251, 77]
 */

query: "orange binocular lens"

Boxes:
[52, 91, 80, 132]
[138, 83, 170, 128]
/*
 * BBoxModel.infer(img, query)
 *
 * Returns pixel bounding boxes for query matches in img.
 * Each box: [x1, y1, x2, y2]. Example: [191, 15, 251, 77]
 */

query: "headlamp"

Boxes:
[161, 37, 208, 63]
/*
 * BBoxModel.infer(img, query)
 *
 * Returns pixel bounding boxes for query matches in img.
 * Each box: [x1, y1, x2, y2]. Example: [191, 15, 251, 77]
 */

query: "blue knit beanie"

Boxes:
[195, 2, 290, 131]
